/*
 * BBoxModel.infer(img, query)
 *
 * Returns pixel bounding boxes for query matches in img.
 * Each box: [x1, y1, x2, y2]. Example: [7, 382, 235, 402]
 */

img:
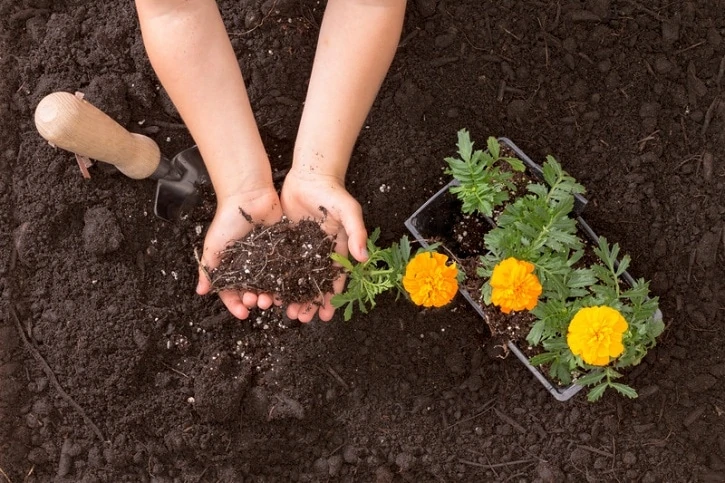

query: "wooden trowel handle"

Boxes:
[34, 91, 161, 180]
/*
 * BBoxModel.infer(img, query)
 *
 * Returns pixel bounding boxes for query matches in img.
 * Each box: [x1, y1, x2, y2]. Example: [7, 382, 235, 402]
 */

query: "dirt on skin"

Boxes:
[2, 1, 725, 482]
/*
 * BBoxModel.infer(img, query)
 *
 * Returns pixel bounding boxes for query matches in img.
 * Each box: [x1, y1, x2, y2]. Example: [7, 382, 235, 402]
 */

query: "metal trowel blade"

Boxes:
[153, 146, 210, 221]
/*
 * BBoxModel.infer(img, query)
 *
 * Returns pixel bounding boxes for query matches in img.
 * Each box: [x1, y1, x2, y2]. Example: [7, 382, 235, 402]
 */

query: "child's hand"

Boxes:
[281, 168, 368, 322]
[196, 187, 283, 319]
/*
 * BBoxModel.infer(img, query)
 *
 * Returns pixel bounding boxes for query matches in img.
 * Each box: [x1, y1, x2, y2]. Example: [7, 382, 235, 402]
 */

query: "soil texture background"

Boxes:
[2, 1, 725, 481]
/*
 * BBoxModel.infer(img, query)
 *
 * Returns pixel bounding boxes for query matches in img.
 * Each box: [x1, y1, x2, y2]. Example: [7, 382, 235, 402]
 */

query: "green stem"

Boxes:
[544, 174, 564, 205]
[523, 217, 554, 259]
[607, 260, 621, 299]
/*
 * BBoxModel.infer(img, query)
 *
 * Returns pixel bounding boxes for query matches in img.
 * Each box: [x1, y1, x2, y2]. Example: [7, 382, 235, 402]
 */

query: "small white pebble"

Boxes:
[187, 397, 195, 404]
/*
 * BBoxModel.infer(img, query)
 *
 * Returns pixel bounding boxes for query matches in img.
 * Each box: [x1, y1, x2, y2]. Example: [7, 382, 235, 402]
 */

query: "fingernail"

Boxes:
[360, 247, 369, 259]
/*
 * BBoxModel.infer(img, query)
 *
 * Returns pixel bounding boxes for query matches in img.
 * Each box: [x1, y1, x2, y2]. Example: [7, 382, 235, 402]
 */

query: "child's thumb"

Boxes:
[341, 210, 368, 263]
[196, 246, 218, 295]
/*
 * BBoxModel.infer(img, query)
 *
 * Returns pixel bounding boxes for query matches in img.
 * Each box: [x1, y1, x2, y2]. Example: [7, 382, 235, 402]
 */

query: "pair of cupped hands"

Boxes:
[195, 167, 369, 323]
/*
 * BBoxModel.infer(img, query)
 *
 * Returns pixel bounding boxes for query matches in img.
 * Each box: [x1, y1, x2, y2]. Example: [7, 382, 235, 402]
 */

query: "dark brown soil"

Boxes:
[2, 1, 725, 482]
[209, 217, 340, 303]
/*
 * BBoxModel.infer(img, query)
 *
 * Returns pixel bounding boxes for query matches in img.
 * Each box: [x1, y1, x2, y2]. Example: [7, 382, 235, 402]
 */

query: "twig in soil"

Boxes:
[576, 444, 613, 458]
[196, 466, 209, 482]
[466, 450, 499, 478]
[503, 469, 537, 483]
[551, 1, 561, 31]
[442, 398, 496, 431]
[623, 0, 665, 22]
[642, 429, 672, 446]
[499, 26, 522, 42]
[8, 238, 17, 272]
[325, 365, 350, 390]
[494, 407, 526, 434]
[160, 362, 190, 378]
[536, 17, 549, 69]
[717, 54, 725, 91]
[484, 13, 493, 46]
[675, 41, 706, 55]
[0, 465, 11, 483]
[24, 465, 34, 482]
[676, 153, 701, 170]
[636, 130, 660, 152]
[578, 52, 595, 65]
[701, 95, 720, 136]
[497, 80, 507, 102]
[328, 443, 345, 457]
[459, 458, 537, 469]
[680, 116, 689, 147]
[9, 305, 107, 444]
[459, 30, 487, 52]
[687, 248, 697, 283]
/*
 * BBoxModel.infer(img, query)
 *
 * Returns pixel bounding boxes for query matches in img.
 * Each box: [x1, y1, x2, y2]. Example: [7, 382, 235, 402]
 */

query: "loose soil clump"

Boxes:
[209, 217, 340, 303]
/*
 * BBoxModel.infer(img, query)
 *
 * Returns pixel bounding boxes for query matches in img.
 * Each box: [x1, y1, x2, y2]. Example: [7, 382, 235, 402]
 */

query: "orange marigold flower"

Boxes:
[567, 306, 629, 366]
[490, 257, 542, 314]
[402, 252, 458, 307]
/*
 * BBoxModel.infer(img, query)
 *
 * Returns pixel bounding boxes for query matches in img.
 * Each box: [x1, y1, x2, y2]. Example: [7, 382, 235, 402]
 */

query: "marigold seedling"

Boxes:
[445, 133, 663, 401]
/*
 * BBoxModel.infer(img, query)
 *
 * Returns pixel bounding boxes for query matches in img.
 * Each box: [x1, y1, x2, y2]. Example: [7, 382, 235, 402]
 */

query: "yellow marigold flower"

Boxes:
[402, 252, 458, 307]
[490, 257, 542, 314]
[567, 306, 629, 366]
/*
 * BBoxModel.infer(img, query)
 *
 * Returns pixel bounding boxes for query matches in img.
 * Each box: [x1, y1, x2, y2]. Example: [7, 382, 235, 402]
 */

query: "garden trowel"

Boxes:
[34, 91, 209, 221]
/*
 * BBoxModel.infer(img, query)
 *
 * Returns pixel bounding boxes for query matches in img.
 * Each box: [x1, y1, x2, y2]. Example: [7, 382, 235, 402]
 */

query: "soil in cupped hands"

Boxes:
[208, 214, 341, 304]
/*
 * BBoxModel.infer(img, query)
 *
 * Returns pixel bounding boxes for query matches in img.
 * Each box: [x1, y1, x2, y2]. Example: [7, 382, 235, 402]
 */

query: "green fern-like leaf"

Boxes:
[445, 130, 524, 217]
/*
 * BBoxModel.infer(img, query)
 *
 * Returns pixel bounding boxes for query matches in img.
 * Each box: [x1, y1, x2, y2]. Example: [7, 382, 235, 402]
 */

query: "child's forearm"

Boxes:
[293, 0, 407, 180]
[135, 0, 273, 200]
